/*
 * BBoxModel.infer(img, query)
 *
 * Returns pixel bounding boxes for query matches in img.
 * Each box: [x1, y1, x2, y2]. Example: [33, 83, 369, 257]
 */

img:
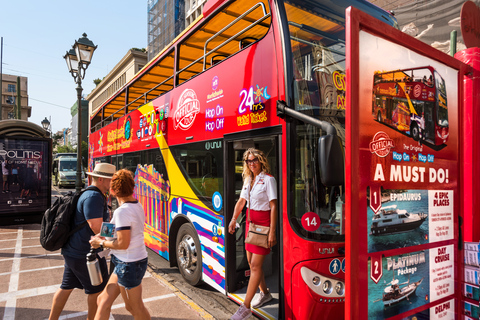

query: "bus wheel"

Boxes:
[411, 123, 420, 141]
[176, 223, 202, 286]
[377, 112, 382, 122]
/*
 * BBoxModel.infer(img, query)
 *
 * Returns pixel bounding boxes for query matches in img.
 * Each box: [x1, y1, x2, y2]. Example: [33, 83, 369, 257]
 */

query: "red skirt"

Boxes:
[245, 209, 271, 255]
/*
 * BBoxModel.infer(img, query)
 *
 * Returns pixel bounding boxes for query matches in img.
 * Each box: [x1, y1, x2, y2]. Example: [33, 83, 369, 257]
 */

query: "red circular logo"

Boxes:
[369, 131, 395, 158]
[413, 84, 422, 98]
[174, 89, 200, 130]
[301, 212, 321, 232]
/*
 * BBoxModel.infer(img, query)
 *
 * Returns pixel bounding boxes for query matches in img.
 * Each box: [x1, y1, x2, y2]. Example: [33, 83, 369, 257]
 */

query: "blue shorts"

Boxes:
[60, 255, 109, 294]
[111, 255, 148, 290]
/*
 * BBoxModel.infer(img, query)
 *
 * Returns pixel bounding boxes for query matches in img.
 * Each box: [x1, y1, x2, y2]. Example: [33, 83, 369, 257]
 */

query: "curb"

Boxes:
[147, 266, 215, 320]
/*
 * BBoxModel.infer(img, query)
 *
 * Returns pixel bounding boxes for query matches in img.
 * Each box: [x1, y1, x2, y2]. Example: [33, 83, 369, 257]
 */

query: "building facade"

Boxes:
[0, 74, 31, 120]
[147, 0, 186, 61]
[185, 0, 207, 26]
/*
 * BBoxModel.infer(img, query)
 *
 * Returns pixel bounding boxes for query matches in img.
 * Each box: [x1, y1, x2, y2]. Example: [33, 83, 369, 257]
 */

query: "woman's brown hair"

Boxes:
[110, 169, 135, 198]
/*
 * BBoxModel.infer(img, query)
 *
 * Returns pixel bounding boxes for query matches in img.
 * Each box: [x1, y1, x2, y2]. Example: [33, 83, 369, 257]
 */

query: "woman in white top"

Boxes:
[90, 169, 150, 320]
[228, 148, 277, 320]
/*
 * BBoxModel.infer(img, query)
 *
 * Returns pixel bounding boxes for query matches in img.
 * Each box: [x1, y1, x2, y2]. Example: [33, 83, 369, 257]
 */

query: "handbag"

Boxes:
[244, 185, 270, 249]
[245, 220, 270, 248]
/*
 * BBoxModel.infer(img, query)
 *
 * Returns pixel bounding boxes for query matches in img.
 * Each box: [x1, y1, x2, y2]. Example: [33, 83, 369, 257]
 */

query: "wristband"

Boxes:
[100, 240, 106, 248]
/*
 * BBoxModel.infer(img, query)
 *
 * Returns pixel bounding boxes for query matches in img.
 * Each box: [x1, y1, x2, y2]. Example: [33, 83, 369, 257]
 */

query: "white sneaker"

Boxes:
[251, 291, 273, 308]
[231, 303, 252, 320]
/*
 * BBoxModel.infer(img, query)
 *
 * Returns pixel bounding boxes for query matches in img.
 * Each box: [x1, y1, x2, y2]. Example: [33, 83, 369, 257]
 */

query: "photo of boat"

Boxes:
[368, 249, 430, 319]
[370, 205, 427, 236]
[382, 276, 424, 307]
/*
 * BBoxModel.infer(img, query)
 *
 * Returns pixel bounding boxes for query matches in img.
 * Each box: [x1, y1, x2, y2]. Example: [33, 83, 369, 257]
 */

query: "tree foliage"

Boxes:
[56, 144, 76, 153]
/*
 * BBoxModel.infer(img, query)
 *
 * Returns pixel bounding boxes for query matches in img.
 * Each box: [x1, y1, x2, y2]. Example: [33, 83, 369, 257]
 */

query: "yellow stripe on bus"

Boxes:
[397, 82, 418, 116]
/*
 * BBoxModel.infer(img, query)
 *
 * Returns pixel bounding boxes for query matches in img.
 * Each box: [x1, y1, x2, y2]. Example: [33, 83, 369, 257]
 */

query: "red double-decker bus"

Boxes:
[89, 0, 396, 318]
[372, 66, 449, 146]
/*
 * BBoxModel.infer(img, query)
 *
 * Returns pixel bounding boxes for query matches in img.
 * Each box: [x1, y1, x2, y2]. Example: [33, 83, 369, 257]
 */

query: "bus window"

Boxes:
[170, 141, 223, 210]
[124, 152, 141, 174]
[285, 1, 346, 241]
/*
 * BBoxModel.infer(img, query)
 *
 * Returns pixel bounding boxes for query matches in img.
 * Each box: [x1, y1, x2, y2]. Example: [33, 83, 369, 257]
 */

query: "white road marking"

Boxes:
[0, 252, 61, 262]
[0, 264, 65, 276]
[0, 244, 42, 251]
[0, 237, 39, 242]
[3, 227, 23, 320]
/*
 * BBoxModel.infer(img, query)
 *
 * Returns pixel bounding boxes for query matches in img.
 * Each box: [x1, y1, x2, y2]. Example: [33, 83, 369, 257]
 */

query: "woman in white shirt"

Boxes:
[228, 148, 277, 320]
[90, 169, 150, 320]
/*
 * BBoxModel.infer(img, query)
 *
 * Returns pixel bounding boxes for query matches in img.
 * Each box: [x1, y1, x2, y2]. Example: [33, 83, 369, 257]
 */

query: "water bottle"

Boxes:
[86, 248, 103, 286]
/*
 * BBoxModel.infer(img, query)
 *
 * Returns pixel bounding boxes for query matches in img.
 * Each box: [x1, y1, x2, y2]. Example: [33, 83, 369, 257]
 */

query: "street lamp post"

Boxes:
[41, 117, 51, 136]
[64, 33, 97, 192]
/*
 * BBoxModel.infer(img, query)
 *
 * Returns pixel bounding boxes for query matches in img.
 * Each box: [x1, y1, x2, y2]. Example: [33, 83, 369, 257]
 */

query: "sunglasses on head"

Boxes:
[245, 158, 259, 165]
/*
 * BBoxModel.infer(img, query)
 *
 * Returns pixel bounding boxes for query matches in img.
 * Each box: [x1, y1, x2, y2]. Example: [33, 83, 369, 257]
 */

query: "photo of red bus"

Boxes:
[88, 0, 397, 319]
[372, 66, 449, 146]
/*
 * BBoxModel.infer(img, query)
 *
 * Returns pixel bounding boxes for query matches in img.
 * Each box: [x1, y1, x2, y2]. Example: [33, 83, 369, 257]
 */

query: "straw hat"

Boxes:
[87, 163, 116, 179]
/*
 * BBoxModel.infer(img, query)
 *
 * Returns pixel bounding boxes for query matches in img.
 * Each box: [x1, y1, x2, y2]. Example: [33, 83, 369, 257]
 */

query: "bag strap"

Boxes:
[247, 177, 258, 223]
[68, 186, 106, 237]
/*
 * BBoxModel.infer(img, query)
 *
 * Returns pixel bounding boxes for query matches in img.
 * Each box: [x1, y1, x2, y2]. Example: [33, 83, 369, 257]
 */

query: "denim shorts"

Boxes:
[111, 255, 148, 290]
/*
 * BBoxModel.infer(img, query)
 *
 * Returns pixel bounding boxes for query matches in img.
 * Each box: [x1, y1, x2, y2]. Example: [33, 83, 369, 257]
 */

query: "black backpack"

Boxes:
[40, 186, 103, 251]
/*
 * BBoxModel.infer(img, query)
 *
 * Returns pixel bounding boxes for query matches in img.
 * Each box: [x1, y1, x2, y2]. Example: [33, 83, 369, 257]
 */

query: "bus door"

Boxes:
[225, 129, 281, 319]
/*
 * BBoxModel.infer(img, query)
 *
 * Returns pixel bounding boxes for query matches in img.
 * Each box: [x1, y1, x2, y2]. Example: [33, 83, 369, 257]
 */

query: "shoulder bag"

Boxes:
[244, 184, 270, 249]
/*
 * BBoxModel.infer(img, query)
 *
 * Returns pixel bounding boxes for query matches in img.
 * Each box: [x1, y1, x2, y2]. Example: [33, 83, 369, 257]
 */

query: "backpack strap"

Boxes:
[68, 186, 106, 237]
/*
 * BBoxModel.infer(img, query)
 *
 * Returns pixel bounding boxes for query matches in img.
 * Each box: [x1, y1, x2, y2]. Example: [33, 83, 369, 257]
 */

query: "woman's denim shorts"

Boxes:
[111, 255, 148, 289]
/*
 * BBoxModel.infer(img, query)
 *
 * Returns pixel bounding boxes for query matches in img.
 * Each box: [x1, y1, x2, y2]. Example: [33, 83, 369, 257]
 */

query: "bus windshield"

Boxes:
[59, 159, 77, 172]
[285, 1, 347, 241]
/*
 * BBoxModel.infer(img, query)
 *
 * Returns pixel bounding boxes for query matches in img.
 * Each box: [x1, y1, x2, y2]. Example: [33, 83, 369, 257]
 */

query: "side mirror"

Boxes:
[318, 135, 344, 187]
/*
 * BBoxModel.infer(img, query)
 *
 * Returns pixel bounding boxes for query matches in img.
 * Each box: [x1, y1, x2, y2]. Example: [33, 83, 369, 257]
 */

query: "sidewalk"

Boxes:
[0, 223, 213, 320]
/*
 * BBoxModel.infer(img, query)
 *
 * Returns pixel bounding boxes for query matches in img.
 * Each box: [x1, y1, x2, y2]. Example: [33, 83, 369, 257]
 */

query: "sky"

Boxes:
[0, 1, 147, 134]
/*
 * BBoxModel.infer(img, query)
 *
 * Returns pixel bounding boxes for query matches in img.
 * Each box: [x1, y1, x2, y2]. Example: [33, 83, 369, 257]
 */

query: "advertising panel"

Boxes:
[346, 7, 464, 319]
[0, 137, 50, 216]
[361, 30, 459, 319]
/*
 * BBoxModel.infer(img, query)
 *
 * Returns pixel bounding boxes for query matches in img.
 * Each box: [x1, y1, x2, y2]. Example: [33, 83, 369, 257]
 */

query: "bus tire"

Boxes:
[176, 223, 203, 286]
[411, 123, 420, 141]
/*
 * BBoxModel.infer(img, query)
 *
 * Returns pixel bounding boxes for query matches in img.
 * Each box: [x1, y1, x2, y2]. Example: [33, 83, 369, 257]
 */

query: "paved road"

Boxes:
[33, 186, 243, 320]
[0, 222, 214, 320]
[0, 186, 222, 320]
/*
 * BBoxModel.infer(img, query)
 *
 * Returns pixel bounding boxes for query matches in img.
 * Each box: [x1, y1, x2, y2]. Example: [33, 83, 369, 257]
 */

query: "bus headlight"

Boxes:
[300, 266, 345, 298]
[322, 280, 332, 294]
[335, 282, 344, 295]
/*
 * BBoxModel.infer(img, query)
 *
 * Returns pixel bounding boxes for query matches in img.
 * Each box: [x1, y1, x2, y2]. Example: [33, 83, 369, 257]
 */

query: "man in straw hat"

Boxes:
[49, 163, 116, 320]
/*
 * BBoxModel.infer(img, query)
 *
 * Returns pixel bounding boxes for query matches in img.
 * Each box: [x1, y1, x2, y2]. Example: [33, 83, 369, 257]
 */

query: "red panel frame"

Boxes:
[345, 6, 467, 319]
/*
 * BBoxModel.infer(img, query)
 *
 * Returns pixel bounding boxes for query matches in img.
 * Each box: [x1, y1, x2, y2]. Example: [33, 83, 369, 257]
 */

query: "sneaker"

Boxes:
[251, 291, 273, 309]
[231, 303, 252, 320]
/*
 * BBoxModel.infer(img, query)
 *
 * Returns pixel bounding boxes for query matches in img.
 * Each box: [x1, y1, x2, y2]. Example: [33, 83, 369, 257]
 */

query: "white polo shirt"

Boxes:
[240, 171, 277, 211]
